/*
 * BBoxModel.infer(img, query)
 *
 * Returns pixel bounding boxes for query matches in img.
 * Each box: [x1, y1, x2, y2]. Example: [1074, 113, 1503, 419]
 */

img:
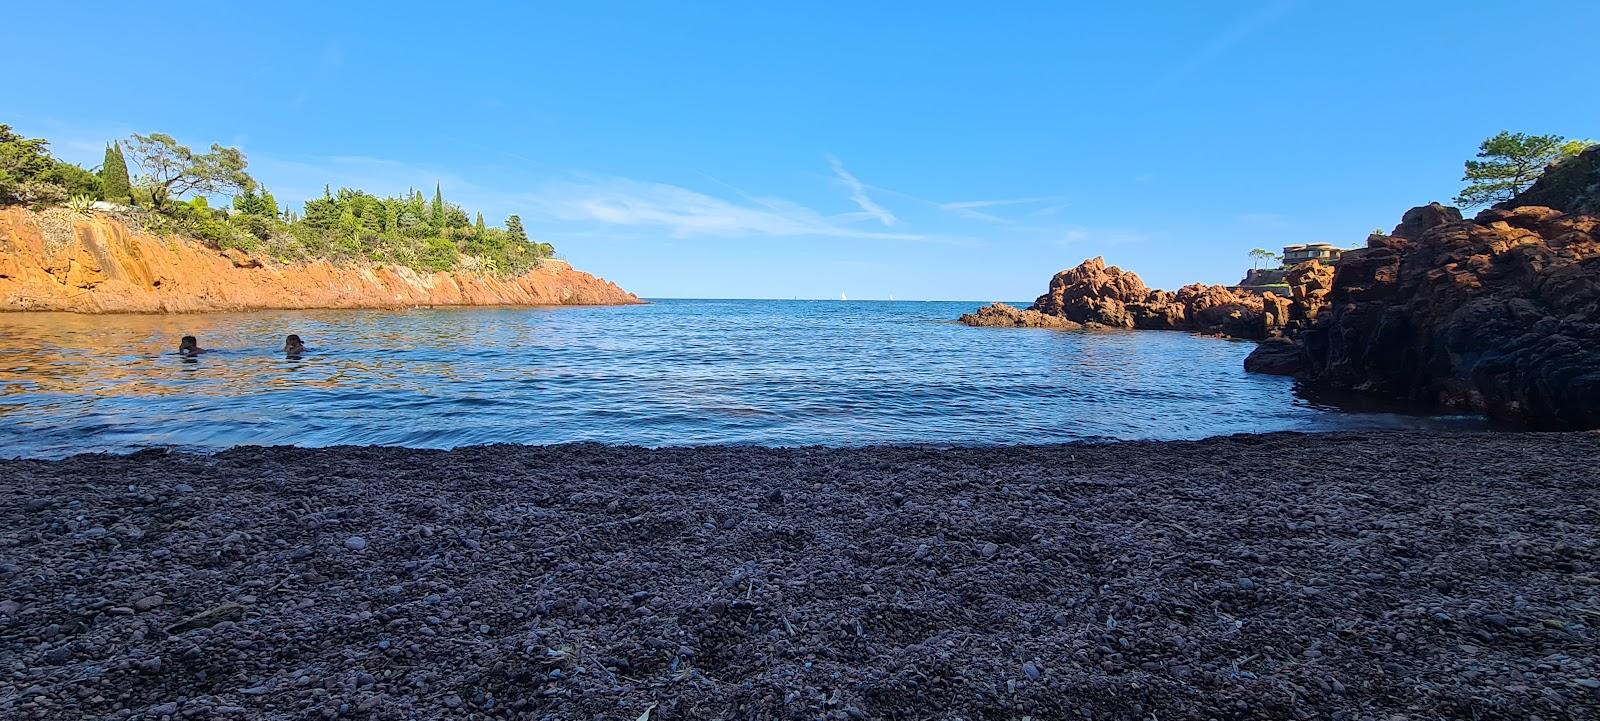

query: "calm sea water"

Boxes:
[0, 299, 1479, 458]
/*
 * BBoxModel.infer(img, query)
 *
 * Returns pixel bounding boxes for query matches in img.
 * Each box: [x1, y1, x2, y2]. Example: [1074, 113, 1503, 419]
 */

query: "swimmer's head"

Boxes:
[284, 334, 305, 354]
[179, 336, 200, 354]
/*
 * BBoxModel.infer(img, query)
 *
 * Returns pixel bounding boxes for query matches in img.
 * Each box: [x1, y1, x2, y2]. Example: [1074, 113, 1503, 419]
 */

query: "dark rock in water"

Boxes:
[1296, 202, 1600, 429]
[1244, 338, 1307, 376]
[958, 302, 1082, 329]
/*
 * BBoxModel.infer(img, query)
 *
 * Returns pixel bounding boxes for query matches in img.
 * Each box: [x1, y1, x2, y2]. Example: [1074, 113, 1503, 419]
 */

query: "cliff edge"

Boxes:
[0, 207, 640, 313]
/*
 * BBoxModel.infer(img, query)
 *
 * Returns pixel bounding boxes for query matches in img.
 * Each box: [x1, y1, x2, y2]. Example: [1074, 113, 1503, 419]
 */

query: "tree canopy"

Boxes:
[1455, 131, 1594, 208]
[100, 142, 132, 204]
[125, 133, 254, 209]
[1248, 248, 1280, 269]
[0, 124, 102, 205]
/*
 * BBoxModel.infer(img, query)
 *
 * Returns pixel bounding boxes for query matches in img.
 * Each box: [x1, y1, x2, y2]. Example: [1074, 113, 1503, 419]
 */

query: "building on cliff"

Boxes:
[1281, 243, 1343, 265]
[1236, 242, 1345, 290]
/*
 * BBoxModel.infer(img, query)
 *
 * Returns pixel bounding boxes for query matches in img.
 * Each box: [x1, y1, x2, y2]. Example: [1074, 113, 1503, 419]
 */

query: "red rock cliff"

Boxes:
[0, 208, 640, 313]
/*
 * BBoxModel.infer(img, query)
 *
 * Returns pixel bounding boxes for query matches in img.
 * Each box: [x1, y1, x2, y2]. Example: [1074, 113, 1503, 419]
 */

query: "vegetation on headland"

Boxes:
[1455, 131, 1595, 208]
[0, 125, 555, 276]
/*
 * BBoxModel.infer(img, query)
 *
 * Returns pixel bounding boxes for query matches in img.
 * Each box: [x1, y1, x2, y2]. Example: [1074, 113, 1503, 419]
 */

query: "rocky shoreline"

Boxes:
[0, 208, 640, 313]
[962, 146, 1600, 431]
[3, 433, 1598, 720]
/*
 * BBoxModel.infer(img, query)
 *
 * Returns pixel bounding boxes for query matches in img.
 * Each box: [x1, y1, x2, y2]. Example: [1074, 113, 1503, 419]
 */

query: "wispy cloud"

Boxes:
[1142, 0, 1300, 101]
[938, 196, 1067, 224]
[525, 176, 935, 241]
[1057, 227, 1150, 247]
[826, 155, 897, 227]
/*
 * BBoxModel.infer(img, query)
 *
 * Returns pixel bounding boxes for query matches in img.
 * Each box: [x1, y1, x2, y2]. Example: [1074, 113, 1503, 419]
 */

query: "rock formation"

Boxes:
[960, 257, 1268, 338]
[0, 208, 640, 313]
[1245, 192, 1599, 429]
[1259, 259, 1336, 339]
[957, 302, 1083, 329]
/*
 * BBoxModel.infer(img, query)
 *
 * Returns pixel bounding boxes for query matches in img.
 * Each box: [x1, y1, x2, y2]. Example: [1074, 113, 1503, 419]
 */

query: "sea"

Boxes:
[0, 299, 1483, 458]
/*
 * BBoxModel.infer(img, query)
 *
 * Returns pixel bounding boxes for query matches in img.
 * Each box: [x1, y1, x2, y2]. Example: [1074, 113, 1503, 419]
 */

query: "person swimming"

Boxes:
[177, 336, 206, 356]
[283, 334, 306, 355]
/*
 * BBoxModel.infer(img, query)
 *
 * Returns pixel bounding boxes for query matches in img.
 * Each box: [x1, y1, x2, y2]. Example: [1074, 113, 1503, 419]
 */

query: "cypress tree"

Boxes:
[506, 215, 528, 244]
[431, 182, 445, 229]
[100, 141, 132, 203]
[474, 212, 486, 233]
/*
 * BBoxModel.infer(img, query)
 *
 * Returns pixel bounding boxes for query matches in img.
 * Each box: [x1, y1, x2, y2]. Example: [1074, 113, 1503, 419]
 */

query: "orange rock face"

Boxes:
[0, 208, 640, 313]
[1023, 256, 1268, 338]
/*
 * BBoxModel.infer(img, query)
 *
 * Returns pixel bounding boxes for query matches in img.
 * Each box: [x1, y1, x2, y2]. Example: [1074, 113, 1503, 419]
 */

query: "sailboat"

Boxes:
[840, 292, 847, 301]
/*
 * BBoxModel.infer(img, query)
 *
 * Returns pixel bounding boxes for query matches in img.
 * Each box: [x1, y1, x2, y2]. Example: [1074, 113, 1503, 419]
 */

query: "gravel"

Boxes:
[1, 431, 1597, 720]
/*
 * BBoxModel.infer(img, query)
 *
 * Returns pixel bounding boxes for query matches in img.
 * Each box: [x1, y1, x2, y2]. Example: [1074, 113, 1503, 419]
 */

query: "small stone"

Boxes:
[173, 484, 194, 494]
[134, 595, 165, 612]
[979, 542, 999, 558]
[344, 536, 368, 551]
[149, 702, 178, 716]
[1022, 662, 1041, 680]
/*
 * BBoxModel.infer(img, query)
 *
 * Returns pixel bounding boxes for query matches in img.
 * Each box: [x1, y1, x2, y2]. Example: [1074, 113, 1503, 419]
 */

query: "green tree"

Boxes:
[505, 214, 528, 244]
[1455, 131, 1587, 208]
[431, 182, 445, 229]
[474, 212, 486, 234]
[0, 124, 60, 204]
[100, 141, 132, 203]
[125, 132, 255, 210]
[1248, 248, 1279, 269]
[42, 162, 102, 199]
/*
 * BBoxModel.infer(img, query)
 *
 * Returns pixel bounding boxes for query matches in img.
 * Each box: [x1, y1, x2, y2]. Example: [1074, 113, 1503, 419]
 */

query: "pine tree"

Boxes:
[475, 212, 486, 234]
[506, 215, 528, 244]
[99, 141, 132, 203]
[431, 182, 446, 229]
[260, 190, 279, 219]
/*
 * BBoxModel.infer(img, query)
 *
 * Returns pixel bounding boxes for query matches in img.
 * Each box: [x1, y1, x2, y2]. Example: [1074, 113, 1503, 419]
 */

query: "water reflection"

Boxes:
[0, 301, 1485, 458]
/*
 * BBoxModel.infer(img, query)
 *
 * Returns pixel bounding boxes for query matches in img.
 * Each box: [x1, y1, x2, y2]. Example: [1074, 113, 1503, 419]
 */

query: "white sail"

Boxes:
[840, 292, 847, 301]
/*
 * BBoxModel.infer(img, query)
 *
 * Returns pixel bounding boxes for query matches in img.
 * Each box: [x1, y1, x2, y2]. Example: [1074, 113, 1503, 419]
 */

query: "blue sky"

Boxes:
[10, 1, 1597, 300]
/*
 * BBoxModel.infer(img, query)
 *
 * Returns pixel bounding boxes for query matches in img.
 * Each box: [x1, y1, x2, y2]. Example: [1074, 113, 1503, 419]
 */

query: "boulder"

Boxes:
[1391, 202, 1463, 240]
[958, 302, 1083, 329]
[1243, 337, 1307, 376]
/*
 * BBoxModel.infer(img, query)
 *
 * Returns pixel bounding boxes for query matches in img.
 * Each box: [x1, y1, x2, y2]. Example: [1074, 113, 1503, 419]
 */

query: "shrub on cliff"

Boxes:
[1455, 131, 1595, 208]
[0, 124, 102, 207]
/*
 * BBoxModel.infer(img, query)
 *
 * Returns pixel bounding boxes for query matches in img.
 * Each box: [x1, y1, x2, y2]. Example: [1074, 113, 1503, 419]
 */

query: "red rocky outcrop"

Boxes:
[957, 302, 1083, 329]
[1250, 192, 1600, 429]
[962, 257, 1268, 338]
